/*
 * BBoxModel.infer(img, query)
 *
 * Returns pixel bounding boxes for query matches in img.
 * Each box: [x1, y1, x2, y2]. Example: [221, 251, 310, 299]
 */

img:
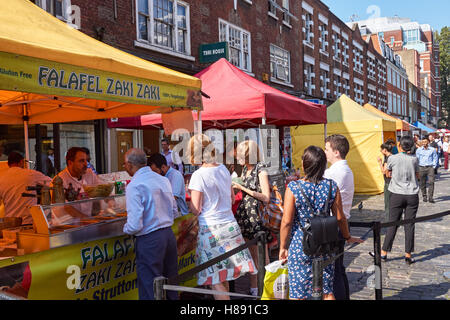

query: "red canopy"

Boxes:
[108, 58, 326, 129]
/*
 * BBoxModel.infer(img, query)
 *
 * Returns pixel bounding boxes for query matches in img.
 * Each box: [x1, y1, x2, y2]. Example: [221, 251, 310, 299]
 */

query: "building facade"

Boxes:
[354, 17, 440, 126]
[27, 0, 396, 172]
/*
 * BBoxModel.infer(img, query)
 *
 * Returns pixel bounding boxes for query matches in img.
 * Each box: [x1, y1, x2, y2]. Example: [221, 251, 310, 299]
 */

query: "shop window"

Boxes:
[270, 44, 290, 84]
[219, 19, 251, 73]
[137, 0, 190, 55]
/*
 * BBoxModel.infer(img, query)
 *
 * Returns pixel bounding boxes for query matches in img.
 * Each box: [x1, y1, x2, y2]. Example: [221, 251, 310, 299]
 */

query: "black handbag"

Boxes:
[298, 181, 340, 257]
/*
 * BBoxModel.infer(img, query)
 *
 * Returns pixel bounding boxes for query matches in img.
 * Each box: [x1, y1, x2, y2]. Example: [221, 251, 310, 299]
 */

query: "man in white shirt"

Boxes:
[51, 147, 102, 218]
[122, 148, 178, 300]
[0, 152, 51, 224]
[323, 134, 354, 301]
[161, 138, 183, 174]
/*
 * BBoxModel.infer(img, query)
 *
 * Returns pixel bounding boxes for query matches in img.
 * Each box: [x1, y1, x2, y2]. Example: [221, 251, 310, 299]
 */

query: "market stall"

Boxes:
[363, 103, 411, 138]
[0, 0, 201, 299]
[291, 94, 397, 195]
[413, 121, 436, 134]
[108, 58, 327, 188]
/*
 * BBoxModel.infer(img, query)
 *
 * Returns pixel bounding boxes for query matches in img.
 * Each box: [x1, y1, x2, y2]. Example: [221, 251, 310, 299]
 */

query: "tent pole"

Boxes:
[23, 103, 30, 164]
[324, 124, 327, 140]
[262, 117, 266, 125]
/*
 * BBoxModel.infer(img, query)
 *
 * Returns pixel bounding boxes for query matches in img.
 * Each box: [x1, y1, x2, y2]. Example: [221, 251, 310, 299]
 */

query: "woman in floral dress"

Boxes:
[233, 140, 272, 296]
[279, 146, 362, 300]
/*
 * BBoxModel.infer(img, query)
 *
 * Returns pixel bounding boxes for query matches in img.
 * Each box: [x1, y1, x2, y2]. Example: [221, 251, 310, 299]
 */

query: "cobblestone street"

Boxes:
[346, 168, 450, 300]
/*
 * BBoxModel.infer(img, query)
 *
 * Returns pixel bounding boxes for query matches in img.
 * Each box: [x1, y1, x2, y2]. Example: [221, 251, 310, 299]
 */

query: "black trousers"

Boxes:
[333, 231, 349, 300]
[382, 193, 419, 254]
[419, 165, 435, 200]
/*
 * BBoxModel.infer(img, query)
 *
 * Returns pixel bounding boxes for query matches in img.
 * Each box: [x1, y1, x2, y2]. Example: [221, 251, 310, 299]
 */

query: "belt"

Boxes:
[419, 165, 433, 167]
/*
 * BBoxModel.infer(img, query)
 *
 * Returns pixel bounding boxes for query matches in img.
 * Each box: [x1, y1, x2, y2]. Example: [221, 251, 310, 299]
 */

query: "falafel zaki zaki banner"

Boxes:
[0, 51, 202, 110]
[0, 214, 198, 300]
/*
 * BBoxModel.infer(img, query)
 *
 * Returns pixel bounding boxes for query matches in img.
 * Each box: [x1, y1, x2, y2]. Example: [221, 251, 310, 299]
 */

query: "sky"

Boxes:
[321, 0, 449, 33]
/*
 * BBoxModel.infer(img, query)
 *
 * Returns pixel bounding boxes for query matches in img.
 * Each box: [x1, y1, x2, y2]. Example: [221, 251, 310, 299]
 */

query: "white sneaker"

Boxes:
[249, 288, 258, 296]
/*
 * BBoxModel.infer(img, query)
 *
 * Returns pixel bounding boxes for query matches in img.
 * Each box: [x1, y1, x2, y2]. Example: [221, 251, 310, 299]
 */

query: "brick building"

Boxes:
[354, 17, 440, 126]
[29, 0, 394, 171]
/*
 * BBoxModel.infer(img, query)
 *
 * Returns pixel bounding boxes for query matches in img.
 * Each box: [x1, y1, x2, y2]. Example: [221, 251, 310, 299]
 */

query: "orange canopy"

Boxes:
[363, 103, 410, 132]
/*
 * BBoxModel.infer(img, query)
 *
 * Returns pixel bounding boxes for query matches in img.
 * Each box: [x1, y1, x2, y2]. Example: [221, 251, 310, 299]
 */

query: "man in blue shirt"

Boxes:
[123, 148, 178, 300]
[147, 153, 189, 217]
[416, 139, 439, 203]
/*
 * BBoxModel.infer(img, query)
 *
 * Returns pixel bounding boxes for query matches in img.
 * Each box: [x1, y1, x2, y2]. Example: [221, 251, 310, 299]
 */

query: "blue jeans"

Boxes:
[135, 227, 179, 300]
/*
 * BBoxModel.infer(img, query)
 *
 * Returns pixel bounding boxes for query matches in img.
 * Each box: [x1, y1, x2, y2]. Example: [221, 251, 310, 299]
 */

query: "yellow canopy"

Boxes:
[363, 103, 410, 132]
[291, 94, 396, 195]
[0, 0, 202, 125]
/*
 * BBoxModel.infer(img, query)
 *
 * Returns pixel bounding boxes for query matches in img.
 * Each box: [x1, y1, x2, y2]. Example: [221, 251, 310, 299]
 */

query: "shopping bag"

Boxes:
[260, 184, 283, 232]
[261, 260, 289, 300]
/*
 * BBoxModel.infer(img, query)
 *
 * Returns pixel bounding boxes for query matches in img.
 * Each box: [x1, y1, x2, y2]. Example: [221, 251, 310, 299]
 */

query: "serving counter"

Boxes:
[0, 195, 198, 300]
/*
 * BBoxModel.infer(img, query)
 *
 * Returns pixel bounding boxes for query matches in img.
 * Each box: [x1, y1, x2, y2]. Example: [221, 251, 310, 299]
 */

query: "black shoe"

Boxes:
[405, 257, 415, 265]
[429, 199, 435, 203]
[369, 251, 387, 261]
[423, 197, 428, 202]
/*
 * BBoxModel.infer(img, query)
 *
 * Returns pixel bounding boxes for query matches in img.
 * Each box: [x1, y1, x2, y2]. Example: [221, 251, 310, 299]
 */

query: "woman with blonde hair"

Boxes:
[232, 139, 272, 296]
[187, 134, 256, 300]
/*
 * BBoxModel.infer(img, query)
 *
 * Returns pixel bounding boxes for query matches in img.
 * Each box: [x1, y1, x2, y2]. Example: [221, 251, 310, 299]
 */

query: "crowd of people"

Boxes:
[1, 130, 448, 301]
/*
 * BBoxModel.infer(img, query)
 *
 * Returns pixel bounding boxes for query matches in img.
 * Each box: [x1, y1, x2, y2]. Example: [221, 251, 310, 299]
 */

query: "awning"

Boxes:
[412, 121, 435, 133]
[0, 0, 202, 125]
[108, 58, 327, 130]
[363, 103, 410, 132]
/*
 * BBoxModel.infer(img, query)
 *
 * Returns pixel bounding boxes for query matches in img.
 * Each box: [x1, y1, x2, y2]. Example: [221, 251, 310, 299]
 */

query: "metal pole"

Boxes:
[154, 276, 168, 300]
[256, 231, 267, 296]
[311, 258, 323, 300]
[373, 222, 383, 300]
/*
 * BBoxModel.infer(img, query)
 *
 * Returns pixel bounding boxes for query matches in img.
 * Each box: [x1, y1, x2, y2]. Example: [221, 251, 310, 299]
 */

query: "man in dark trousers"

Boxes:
[122, 148, 179, 300]
[323, 135, 354, 300]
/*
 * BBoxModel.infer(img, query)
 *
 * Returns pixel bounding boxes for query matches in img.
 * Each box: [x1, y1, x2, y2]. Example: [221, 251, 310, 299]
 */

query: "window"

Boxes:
[270, 44, 290, 84]
[344, 78, 349, 96]
[137, 0, 190, 55]
[282, 0, 290, 25]
[304, 63, 314, 95]
[342, 40, 348, 65]
[403, 29, 419, 44]
[219, 20, 251, 72]
[320, 70, 329, 98]
[388, 92, 393, 112]
[33, 0, 71, 21]
[332, 33, 340, 60]
[304, 12, 314, 44]
[268, 0, 277, 17]
[319, 24, 328, 52]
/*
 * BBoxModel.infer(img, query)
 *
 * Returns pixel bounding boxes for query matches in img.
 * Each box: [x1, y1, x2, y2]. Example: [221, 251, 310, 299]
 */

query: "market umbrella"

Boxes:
[0, 0, 202, 160]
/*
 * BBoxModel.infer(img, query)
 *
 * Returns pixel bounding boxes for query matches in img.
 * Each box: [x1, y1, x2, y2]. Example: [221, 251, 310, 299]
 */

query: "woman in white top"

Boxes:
[188, 134, 256, 300]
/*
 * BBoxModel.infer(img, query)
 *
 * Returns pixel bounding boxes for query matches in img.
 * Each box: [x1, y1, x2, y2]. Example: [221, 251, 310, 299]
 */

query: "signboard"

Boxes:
[199, 42, 228, 64]
[306, 99, 324, 104]
[0, 214, 198, 300]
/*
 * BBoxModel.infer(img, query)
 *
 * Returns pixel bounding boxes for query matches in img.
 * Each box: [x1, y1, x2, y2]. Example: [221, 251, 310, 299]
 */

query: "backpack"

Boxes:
[298, 180, 340, 257]
[260, 183, 284, 233]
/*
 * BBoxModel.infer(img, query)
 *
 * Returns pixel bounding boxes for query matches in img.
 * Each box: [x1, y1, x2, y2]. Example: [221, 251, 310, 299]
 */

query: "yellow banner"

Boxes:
[0, 214, 198, 300]
[0, 51, 202, 109]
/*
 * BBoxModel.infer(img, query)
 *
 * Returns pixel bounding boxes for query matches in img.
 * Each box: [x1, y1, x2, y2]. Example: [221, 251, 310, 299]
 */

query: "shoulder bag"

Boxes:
[298, 181, 340, 257]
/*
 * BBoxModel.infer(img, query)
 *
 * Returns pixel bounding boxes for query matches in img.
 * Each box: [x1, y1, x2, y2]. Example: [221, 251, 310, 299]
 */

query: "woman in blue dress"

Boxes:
[279, 146, 363, 300]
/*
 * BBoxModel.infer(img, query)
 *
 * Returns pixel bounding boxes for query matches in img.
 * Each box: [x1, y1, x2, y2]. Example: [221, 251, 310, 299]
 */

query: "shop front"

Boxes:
[0, 0, 202, 299]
